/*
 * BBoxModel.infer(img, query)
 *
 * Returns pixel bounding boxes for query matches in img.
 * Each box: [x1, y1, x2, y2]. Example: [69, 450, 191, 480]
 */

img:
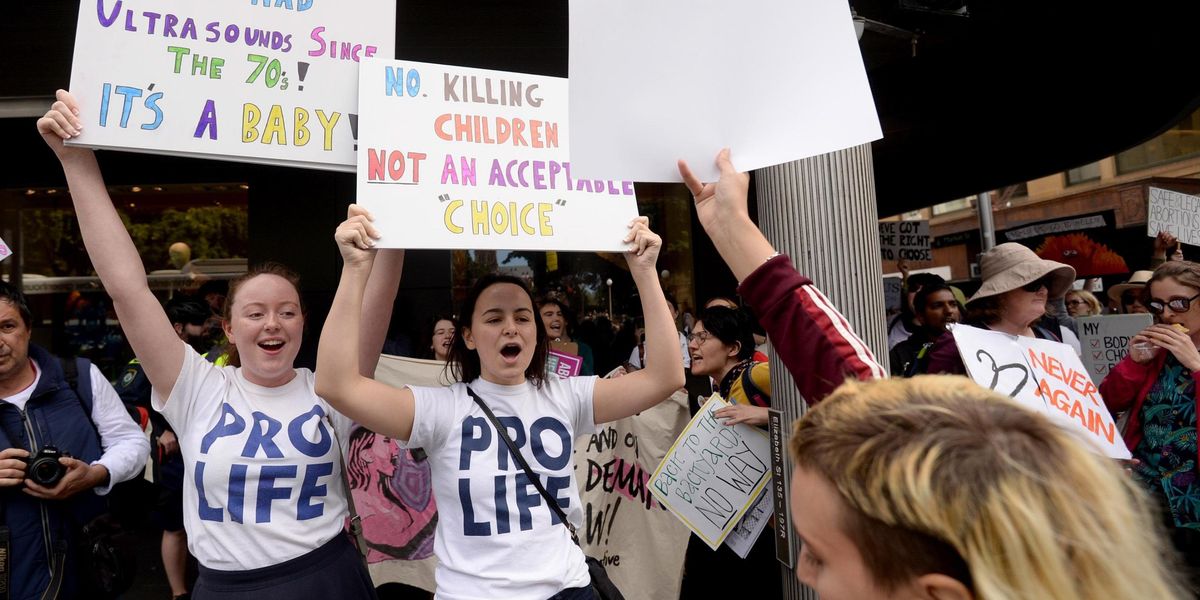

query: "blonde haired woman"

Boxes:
[788, 375, 1187, 600]
[1065, 289, 1103, 317]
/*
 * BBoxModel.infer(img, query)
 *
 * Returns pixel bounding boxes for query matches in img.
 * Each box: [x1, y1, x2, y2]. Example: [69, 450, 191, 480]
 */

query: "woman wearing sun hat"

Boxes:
[924, 242, 1076, 375]
[1109, 270, 1155, 314]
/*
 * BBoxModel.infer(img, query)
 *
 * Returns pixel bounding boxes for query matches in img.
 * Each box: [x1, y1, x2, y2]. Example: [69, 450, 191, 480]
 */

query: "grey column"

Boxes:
[752, 143, 887, 599]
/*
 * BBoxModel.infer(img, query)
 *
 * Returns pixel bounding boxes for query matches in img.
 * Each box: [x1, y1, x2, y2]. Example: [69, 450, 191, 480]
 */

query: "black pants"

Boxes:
[194, 534, 376, 600]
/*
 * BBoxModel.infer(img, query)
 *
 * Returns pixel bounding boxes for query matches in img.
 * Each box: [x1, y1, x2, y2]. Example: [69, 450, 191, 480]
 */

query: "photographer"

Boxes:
[0, 281, 148, 600]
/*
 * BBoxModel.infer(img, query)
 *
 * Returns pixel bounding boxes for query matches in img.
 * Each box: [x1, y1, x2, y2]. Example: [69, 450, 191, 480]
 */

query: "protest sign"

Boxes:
[574, 389, 692, 600]
[879, 220, 931, 262]
[883, 277, 902, 314]
[649, 395, 773, 549]
[1000, 211, 1127, 277]
[356, 57, 640, 251]
[1148, 187, 1200, 246]
[725, 489, 772, 559]
[1077, 314, 1153, 383]
[567, 0, 880, 182]
[360, 354, 457, 592]
[68, 0, 393, 170]
[0, 237, 10, 262]
[951, 324, 1130, 459]
[547, 350, 583, 378]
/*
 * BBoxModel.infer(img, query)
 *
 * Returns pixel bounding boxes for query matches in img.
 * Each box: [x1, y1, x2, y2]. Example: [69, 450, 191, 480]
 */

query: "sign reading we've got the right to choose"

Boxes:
[879, 220, 931, 262]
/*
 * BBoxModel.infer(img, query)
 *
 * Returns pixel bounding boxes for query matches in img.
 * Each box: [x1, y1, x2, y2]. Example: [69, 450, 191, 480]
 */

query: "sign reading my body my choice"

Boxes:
[68, 0, 394, 170]
[356, 58, 640, 251]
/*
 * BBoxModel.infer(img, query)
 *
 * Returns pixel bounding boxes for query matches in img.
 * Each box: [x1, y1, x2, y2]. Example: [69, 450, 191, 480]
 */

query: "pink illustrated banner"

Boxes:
[547, 350, 583, 378]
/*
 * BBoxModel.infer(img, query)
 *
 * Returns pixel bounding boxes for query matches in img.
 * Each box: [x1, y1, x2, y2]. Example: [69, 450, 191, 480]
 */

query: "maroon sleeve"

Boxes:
[1099, 355, 1156, 413]
[738, 255, 886, 405]
[923, 331, 967, 375]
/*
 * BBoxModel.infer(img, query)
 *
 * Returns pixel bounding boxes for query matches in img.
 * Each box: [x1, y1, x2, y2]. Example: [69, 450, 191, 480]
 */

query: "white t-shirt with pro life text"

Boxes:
[153, 344, 352, 570]
[405, 375, 597, 600]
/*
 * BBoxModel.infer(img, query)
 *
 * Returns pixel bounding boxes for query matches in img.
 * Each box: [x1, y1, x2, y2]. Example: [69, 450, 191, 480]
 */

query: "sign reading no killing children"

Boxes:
[356, 58, 640, 251]
[649, 394, 772, 550]
[951, 324, 1130, 459]
[68, 0, 394, 170]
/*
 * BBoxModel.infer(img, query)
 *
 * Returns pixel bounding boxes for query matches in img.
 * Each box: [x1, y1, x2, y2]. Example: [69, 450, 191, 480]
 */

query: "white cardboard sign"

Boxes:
[1148, 187, 1200, 246]
[67, 0, 394, 171]
[567, 0, 881, 182]
[951, 324, 1130, 459]
[1077, 314, 1154, 384]
[356, 58, 640, 251]
[649, 394, 772, 550]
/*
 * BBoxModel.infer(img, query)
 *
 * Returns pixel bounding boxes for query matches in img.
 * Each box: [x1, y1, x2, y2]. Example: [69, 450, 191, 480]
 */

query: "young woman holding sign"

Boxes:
[315, 213, 684, 599]
[1102, 260, 1200, 588]
[38, 90, 397, 600]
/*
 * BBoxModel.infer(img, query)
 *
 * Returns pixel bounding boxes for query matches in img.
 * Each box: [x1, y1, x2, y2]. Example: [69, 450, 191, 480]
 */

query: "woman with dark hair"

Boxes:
[688, 306, 770, 424]
[317, 215, 684, 599]
[419, 313, 457, 362]
[537, 295, 595, 376]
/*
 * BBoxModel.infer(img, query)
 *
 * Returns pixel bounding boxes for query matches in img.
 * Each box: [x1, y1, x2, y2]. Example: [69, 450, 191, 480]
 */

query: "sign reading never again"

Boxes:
[68, 0, 394, 170]
[356, 58, 641, 251]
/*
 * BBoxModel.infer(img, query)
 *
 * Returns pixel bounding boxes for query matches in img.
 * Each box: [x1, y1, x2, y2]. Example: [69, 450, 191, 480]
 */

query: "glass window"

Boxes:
[931, 195, 976, 216]
[1117, 108, 1200, 173]
[1066, 161, 1101, 185]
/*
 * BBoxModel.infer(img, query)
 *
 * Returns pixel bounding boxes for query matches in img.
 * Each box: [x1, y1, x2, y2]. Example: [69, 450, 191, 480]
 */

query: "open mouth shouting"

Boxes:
[500, 342, 523, 364]
[258, 339, 286, 354]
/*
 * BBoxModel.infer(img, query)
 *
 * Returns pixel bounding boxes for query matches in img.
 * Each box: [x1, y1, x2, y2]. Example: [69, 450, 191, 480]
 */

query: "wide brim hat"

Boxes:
[1107, 270, 1155, 304]
[967, 242, 1077, 304]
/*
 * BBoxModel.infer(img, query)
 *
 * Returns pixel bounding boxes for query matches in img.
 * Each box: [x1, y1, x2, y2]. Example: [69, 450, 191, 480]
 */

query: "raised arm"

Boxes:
[592, 218, 686, 423]
[315, 208, 416, 440]
[355, 205, 405, 377]
[37, 90, 184, 398]
[679, 149, 885, 404]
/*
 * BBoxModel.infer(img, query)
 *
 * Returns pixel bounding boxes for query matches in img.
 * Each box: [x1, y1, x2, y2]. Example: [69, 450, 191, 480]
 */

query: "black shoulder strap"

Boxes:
[59, 356, 99, 438]
[738, 362, 770, 408]
[464, 386, 577, 540]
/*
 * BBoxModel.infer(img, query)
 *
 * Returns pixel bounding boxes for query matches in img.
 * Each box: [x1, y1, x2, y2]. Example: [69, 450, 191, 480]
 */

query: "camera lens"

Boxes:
[27, 448, 66, 487]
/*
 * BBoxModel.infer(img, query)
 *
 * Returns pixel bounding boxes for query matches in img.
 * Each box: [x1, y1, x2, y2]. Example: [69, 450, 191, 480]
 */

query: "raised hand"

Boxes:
[36, 89, 92, 163]
[678, 148, 750, 242]
[622, 216, 662, 273]
[334, 204, 381, 269]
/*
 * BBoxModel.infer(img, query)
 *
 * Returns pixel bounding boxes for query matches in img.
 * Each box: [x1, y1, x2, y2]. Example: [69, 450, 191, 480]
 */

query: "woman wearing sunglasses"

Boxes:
[925, 242, 1076, 375]
[1101, 260, 1200, 584]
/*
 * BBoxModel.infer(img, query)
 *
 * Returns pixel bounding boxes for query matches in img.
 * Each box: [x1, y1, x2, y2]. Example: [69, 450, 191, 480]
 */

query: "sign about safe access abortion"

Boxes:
[648, 394, 772, 550]
[355, 58, 641, 251]
[68, 0, 394, 171]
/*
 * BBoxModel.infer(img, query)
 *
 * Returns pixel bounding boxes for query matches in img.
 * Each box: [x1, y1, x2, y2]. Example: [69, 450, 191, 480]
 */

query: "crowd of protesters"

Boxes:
[5, 89, 1198, 600]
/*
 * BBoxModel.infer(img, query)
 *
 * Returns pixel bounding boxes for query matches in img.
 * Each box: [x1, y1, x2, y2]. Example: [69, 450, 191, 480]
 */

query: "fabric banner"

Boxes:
[998, 211, 1128, 277]
[358, 354, 456, 592]
[950, 324, 1131, 459]
[68, 0, 394, 170]
[574, 388, 692, 600]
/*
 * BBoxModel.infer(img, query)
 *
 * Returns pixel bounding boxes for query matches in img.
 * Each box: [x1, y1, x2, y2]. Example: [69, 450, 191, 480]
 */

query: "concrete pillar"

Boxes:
[752, 143, 887, 599]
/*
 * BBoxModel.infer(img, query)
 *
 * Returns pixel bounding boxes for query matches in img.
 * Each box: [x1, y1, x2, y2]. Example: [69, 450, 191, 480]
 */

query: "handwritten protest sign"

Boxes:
[356, 58, 640, 251]
[547, 350, 583, 378]
[68, 0, 393, 170]
[649, 395, 772, 549]
[567, 0, 880, 182]
[0, 237, 10, 262]
[1077, 314, 1153, 383]
[879, 220, 931, 262]
[574, 389, 692, 600]
[951, 324, 1130, 459]
[1148, 187, 1200, 246]
[883, 276, 902, 313]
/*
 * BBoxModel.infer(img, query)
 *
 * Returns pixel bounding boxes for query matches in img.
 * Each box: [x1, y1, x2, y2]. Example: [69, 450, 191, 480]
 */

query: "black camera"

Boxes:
[22, 446, 68, 487]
